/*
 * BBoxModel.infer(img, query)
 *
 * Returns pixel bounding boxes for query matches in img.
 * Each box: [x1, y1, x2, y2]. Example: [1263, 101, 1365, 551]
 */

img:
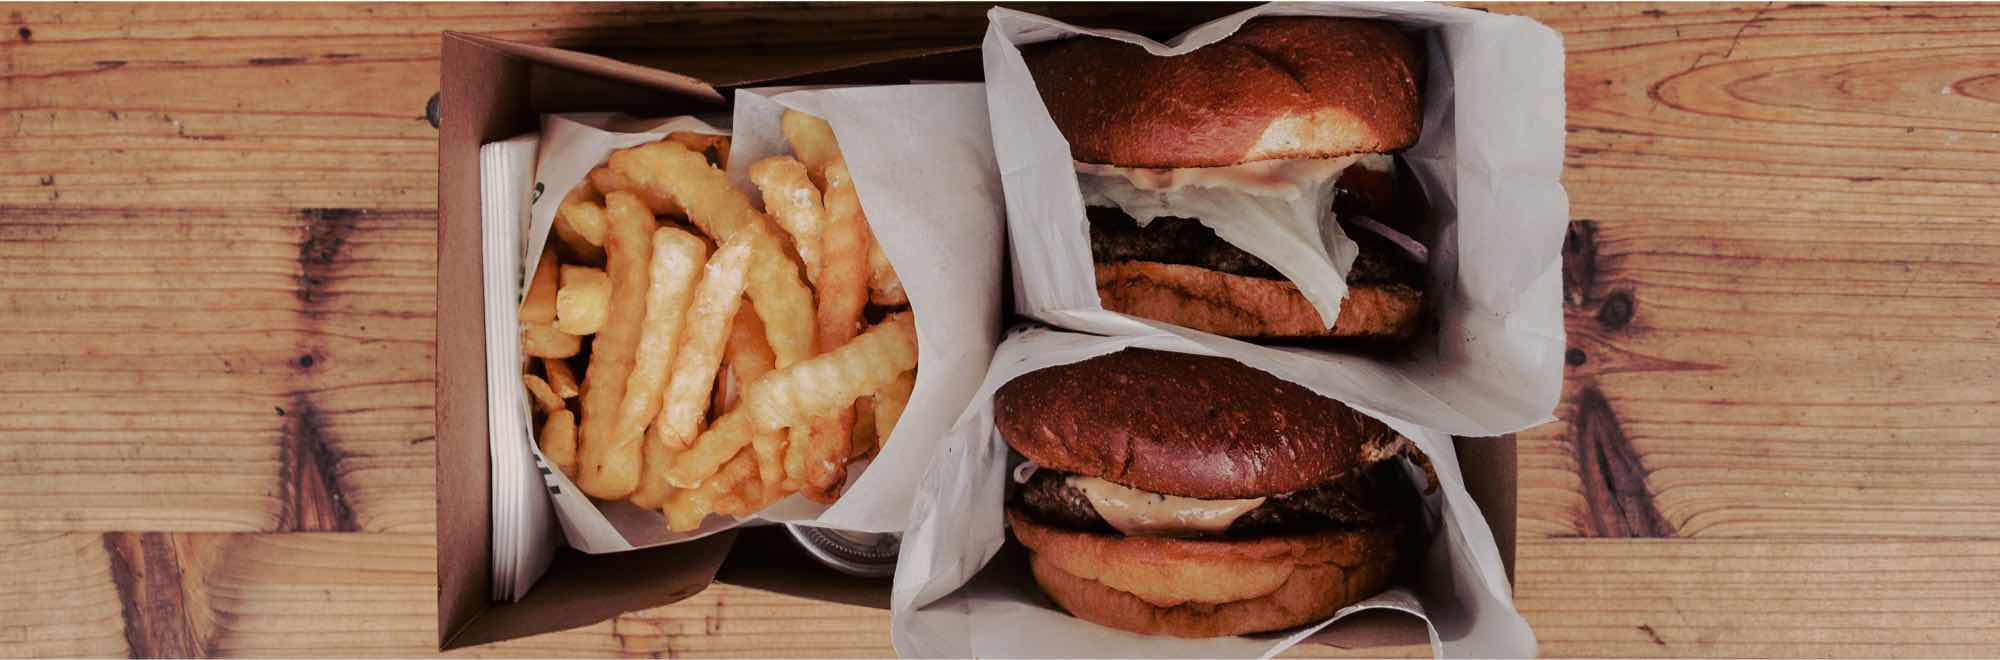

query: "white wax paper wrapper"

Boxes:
[985, 2, 1570, 437]
[727, 84, 1005, 533]
[891, 327, 1536, 658]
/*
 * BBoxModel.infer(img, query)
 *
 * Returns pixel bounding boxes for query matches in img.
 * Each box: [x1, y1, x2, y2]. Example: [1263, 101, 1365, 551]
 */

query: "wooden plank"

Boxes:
[1491, 1, 2000, 540]
[5, 532, 1994, 657]
[2, 1, 1998, 657]
[0, 206, 436, 533]
[1519, 538, 2000, 658]
[0, 534, 129, 657]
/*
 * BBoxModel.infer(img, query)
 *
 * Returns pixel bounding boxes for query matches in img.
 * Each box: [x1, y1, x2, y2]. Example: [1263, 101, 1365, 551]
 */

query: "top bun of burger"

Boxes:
[995, 348, 1404, 500]
[1024, 17, 1422, 168]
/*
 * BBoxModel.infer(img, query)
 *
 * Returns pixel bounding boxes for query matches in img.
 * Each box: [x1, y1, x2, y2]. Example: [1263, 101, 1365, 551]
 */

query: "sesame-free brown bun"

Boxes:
[1009, 509, 1398, 638]
[993, 348, 1405, 500]
[1023, 17, 1422, 168]
[1096, 260, 1423, 340]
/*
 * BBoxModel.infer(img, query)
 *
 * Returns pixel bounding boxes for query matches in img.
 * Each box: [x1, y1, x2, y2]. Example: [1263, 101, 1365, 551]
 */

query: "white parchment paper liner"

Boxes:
[984, 2, 1570, 438]
[890, 326, 1536, 658]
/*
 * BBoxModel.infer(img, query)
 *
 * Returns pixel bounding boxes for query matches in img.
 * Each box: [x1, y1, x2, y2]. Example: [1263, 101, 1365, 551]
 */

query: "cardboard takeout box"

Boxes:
[435, 14, 1520, 649]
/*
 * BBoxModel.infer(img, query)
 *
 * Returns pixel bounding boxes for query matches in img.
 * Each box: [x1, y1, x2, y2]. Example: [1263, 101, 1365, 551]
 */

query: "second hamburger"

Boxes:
[996, 348, 1433, 638]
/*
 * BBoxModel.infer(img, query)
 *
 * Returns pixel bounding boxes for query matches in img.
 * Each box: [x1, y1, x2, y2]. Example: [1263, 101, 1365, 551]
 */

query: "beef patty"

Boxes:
[1010, 452, 1422, 538]
[1085, 206, 1424, 286]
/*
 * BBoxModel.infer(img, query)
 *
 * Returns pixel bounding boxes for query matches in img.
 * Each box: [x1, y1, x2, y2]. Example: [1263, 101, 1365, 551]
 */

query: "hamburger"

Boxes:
[995, 348, 1432, 637]
[1023, 17, 1430, 341]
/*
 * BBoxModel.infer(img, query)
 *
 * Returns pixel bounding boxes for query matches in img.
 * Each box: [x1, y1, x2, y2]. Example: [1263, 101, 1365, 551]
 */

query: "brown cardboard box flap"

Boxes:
[450, 32, 723, 104]
[444, 532, 738, 649]
[436, 32, 515, 650]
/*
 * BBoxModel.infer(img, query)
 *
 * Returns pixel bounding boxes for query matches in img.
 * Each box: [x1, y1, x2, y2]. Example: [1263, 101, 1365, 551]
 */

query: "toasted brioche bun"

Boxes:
[1009, 509, 1398, 638]
[1023, 17, 1421, 168]
[994, 348, 1406, 500]
[1095, 260, 1422, 341]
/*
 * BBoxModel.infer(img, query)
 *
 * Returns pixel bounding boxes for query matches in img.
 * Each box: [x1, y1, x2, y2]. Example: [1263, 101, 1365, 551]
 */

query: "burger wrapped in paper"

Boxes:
[1023, 17, 1432, 341]
[995, 348, 1436, 637]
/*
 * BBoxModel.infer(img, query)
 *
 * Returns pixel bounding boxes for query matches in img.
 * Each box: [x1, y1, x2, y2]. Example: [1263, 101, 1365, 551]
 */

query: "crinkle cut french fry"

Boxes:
[750, 156, 826, 286]
[554, 187, 608, 266]
[724, 305, 786, 495]
[521, 243, 560, 325]
[523, 374, 565, 415]
[802, 409, 854, 502]
[608, 141, 756, 240]
[850, 396, 878, 460]
[607, 141, 816, 367]
[664, 447, 757, 532]
[867, 235, 906, 306]
[744, 312, 918, 433]
[713, 490, 747, 519]
[521, 324, 580, 359]
[557, 183, 609, 246]
[781, 426, 811, 492]
[628, 429, 678, 509]
[666, 406, 756, 489]
[783, 158, 879, 490]
[874, 369, 917, 447]
[781, 110, 841, 185]
[818, 160, 872, 352]
[607, 227, 709, 455]
[724, 462, 784, 516]
[590, 165, 679, 216]
[734, 456, 786, 514]
[572, 192, 657, 500]
[555, 265, 612, 335]
[539, 409, 578, 480]
[742, 222, 817, 369]
[542, 358, 580, 398]
[751, 426, 788, 499]
[651, 238, 753, 450]
[666, 132, 732, 170]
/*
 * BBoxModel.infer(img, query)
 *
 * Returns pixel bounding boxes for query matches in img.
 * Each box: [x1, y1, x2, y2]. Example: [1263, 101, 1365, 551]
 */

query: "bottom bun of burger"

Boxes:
[1009, 509, 1398, 638]
[1094, 260, 1422, 341]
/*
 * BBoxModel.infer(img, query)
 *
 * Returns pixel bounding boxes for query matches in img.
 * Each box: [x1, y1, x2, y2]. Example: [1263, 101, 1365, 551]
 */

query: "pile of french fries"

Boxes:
[521, 112, 918, 531]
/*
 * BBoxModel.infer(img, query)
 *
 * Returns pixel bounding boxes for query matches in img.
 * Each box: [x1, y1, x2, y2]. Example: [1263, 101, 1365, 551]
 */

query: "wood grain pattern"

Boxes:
[9, 532, 1995, 657]
[0, 206, 436, 532]
[1, 1, 1996, 657]
[1509, 2, 2000, 543]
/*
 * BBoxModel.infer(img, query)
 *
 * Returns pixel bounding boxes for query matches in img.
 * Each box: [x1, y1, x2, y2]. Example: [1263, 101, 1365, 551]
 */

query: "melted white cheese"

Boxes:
[1074, 157, 1360, 200]
[1067, 475, 1266, 537]
[1074, 158, 1363, 328]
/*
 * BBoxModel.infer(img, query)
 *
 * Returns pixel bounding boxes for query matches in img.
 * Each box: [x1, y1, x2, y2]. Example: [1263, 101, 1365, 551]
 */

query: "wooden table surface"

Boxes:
[3, 2, 1996, 657]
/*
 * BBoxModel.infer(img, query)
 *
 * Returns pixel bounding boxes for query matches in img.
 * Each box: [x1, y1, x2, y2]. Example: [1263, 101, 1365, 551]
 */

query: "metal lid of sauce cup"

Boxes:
[784, 524, 899, 578]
